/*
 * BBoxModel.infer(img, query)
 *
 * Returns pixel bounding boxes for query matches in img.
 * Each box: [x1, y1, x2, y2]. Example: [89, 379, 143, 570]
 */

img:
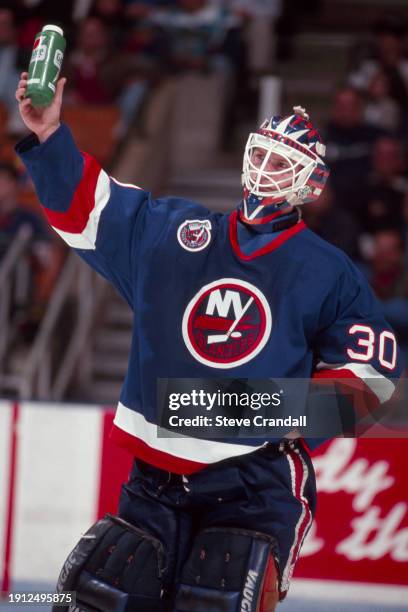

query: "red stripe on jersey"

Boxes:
[288, 447, 311, 566]
[110, 424, 208, 475]
[281, 445, 312, 593]
[96, 411, 133, 520]
[44, 152, 102, 233]
[312, 368, 381, 424]
[229, 210, 306, 260]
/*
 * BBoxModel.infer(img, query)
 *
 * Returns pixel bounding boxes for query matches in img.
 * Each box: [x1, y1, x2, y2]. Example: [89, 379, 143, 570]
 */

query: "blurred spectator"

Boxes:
[11, 0, 93, 54]
[324, 86, 385, 222]
[349, 20, 408, 131]
[225, 0, 281, 19]
[0, 8, 27, 135]
[369, 229, 408, 300]
[361, 136, 407, 233]
[65, 16, 150, 132]
[364, 69, 400, 132]
[89, 0, 127, 44]
[274, 0, 322, 62]
[124, 1, 178, 21]
[141, 0, 244, 146]
[0, 163, 47, 259]
[123, 5, 169, 66]
[15, 0, 93, 28]
[364, 228, 408, 360]
[302, 182, 359, 260]
[0, 162, 63, 338]
[404, 191, 408, 267]
[148, 0, 241, 75]
[222, 0, 282, 74]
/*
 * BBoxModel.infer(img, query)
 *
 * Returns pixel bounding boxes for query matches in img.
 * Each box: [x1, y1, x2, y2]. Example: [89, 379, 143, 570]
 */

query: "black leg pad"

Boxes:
[173, 527, 279, 612]
[53, 514, 168, 612]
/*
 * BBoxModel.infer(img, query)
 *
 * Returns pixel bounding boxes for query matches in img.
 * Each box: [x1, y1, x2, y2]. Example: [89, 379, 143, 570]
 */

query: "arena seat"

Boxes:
[62, 104, 121, 166]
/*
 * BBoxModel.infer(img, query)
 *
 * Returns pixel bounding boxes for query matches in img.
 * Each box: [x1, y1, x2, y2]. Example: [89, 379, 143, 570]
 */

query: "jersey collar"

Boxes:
[239, 195, 291, 225]
[229, 210, 306, 260]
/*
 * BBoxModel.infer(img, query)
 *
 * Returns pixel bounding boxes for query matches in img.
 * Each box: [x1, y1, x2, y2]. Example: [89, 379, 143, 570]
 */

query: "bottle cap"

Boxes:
[42, 24, 64, 36]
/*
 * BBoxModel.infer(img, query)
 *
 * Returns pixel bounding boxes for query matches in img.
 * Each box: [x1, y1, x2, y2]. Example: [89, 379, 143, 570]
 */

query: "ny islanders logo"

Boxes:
[177, 219, 212, 252]
[182, 279, 272, 368]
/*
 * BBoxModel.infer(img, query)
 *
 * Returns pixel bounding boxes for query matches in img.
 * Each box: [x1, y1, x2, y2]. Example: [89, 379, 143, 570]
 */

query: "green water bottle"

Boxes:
[26, 24, 66, 107]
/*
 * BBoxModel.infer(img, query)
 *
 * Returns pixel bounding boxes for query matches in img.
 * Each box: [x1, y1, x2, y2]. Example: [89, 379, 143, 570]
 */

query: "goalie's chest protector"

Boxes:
[123, 207, 320, 416]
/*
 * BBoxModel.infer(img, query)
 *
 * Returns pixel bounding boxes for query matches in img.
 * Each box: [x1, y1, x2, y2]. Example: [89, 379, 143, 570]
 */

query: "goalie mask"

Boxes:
[242, 106, 329, 212]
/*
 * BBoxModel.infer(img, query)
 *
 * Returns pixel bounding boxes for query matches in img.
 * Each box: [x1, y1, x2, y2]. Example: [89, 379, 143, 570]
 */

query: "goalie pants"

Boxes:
[118, 439, 316, 600]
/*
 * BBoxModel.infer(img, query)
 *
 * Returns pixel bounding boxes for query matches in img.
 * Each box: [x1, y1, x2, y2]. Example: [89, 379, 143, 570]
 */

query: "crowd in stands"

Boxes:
[0, 0, 266, 132]
[0, 1, 407, 366]
[0, 0, 264, 348]
[304, 14, 408, 362]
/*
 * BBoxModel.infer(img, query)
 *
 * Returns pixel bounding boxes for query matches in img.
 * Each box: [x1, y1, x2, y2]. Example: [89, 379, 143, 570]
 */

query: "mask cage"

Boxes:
[242, 132, 317, 200]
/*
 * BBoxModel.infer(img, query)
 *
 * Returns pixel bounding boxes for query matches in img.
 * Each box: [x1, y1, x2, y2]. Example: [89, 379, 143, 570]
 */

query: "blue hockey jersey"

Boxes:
[16, 124, 402, 474]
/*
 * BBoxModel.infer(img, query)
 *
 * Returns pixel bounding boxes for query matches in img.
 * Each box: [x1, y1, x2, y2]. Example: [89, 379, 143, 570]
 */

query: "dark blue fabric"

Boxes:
[15, 124, 403, 459]
[15, 124, 84, 212]
[118, 439, 317, 594]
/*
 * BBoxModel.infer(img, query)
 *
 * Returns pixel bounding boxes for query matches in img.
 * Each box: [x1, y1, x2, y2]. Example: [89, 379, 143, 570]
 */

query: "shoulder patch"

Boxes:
[177, 219, 212, 252]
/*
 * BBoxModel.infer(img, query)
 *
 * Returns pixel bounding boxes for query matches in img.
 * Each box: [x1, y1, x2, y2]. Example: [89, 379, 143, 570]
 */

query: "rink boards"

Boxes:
[0, 400, 407, 602]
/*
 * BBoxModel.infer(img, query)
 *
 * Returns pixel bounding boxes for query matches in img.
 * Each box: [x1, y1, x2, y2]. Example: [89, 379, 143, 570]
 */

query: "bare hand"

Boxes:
[15, 71, 66, 143]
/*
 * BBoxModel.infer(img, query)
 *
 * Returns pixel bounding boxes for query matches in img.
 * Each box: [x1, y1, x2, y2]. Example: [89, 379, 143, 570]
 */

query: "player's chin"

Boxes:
[258, 186, 285, 199]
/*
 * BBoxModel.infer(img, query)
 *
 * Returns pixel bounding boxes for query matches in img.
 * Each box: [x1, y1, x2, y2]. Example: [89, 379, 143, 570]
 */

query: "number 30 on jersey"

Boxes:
[347, 325, 397, 370]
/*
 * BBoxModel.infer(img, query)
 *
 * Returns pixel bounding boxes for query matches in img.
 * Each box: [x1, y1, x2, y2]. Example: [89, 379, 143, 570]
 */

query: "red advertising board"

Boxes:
[296, 438, 408, 584]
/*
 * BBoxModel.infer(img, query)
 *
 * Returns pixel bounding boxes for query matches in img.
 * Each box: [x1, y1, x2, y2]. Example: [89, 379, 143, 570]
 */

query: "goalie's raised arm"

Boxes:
[14, 71, 155, 309]
[15, 71, 66, 143]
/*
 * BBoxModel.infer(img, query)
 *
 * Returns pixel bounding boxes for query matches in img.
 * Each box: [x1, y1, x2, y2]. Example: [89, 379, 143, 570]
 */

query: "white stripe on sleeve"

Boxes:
[52, 169, 111, 250]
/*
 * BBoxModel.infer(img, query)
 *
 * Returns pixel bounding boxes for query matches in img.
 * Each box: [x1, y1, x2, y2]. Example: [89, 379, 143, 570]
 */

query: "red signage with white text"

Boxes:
[296, 438, 408, 584]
